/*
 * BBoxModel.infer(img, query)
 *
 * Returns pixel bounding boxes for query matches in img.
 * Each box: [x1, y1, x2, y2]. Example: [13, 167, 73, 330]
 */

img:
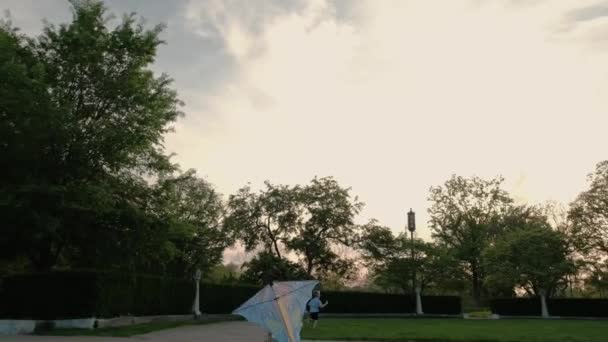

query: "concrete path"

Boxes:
[1, 321, 268, 342]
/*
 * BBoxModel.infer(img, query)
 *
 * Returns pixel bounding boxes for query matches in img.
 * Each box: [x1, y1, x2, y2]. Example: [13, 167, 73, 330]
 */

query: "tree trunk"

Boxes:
[264, 219, 282, 259]
[272, 239, 282, 259]
[30, 238, 61, 272]
[471, 264, 482, 307]
[306, 252, 314, 276]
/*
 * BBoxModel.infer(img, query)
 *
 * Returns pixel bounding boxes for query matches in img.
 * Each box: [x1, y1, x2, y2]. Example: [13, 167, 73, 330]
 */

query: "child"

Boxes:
[307, 290, 328, 328]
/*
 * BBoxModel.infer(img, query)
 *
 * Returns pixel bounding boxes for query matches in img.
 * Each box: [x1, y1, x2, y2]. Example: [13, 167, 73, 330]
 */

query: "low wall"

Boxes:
[0, 320, 36, 336]
[0, 314, 240, 335]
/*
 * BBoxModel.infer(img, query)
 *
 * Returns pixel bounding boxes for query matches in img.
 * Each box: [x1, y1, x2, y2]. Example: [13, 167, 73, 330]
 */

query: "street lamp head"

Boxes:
[407, 208, 416, 233]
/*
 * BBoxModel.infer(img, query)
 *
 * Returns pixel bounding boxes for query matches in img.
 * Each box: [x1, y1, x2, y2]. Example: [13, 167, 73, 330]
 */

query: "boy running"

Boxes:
[307, 290, 328, 328]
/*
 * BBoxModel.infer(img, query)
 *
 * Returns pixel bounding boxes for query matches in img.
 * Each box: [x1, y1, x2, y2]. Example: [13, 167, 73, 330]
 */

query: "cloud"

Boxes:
[170, 0, 608, 240]
[564, 1, 608, 24]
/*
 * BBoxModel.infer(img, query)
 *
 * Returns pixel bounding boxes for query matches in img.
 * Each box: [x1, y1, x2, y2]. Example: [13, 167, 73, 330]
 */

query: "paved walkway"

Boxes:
[1, 321, 269, 342]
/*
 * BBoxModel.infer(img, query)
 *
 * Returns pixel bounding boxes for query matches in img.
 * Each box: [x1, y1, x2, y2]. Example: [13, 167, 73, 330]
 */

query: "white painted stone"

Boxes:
[193, 269, 202, 317]
[539, 289, 550, 318]
[0, 320, 36, 335]
[415, 287, 424, 315]
[54, 318, 96, 329]
[95, 316, 136, 328]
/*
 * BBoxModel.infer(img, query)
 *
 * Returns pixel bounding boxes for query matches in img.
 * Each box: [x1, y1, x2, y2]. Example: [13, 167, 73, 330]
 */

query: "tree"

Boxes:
[0, 0, 183, 272]
[585, 261, 608, 298]
[569, 161, 608, 256]
[360, 221, 464, 294]
[240, 251, 309, 285]
[288, 176, 363, 279]
[228, 177, 363, 283]
[206, 263, 241, 284]
[428, 175, 513, 305]
[483, 224, 575, 297]
[152, 170, 232, 277]
[224, 182, 300, 259]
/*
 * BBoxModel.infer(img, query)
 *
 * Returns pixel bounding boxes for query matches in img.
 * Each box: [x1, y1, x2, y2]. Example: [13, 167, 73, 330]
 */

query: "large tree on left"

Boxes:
[0, 0, 183, 272]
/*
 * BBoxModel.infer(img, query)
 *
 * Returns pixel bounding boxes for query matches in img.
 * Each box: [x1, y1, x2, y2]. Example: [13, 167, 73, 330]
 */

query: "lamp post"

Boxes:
[407, 209, 416, 295]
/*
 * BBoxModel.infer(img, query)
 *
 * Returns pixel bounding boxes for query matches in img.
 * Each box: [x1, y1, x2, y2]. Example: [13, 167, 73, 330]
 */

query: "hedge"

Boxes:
[321, 291, 414, 313]
[0, 271, 462, 319]
[419, 296, 462, 315]
[548, 298, 608, 317]
[0, 271, 194, 319]
[490, 298, 608, 317]
[199, 283, 259, 314]
[321, 291, 461, 315]
[490, 298, 541, 316]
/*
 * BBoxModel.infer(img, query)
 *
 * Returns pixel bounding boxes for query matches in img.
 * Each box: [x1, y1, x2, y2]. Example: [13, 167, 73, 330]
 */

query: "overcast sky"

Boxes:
[4, 0, 608, 247]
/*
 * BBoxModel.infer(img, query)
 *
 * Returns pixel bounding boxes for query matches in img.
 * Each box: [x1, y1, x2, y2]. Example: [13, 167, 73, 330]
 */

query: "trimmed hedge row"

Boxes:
[0, 271, 194, 319]
[199, 283, 259, 314]
[0, 271, 462, 319]
[490, 298, 541, 316]
[491, 298, 608, 317]
[321, 291, 461, 315]
[322, 291, 414, 314]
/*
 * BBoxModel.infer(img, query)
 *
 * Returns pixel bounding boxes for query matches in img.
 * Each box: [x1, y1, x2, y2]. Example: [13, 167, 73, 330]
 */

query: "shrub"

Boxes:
[320, 291, 461, 314]
[490, 298, 608, 317]
[0, 271, 193, 319]
[422, 296, 462, 314]
[547, 298, 608, 318]
[490, 298, 541, 316]
[199, 283, 259, 314]
[322, 291, 415, 313]
[0, 271, 462, 319]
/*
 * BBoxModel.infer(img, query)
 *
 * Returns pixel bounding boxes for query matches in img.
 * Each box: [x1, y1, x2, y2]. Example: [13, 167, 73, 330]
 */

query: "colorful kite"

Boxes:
[233, 280, 319, 342]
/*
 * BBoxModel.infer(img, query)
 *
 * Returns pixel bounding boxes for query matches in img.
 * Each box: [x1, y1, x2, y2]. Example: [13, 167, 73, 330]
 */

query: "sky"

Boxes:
[4, 0, 608, 250]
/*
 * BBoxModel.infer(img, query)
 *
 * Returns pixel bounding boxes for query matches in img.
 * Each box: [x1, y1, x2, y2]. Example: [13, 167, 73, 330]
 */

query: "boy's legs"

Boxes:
[311, 312, 319, 328]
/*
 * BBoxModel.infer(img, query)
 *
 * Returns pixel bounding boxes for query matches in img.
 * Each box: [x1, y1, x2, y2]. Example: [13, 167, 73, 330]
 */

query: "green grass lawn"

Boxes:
[301, 318, 608, 342]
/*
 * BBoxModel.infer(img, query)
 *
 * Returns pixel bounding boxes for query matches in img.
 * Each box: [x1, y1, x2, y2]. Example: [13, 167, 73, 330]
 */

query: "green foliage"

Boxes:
[569, 160, 608, 256]
[484, 224, 575, 297]
[361, 221, 465, 294]
[151, 170, 232, 277]
[428, 175, 513, 304]
[225, 182, 300, 258]
[205, 263, 241, 284]
[227, 176, 362, 283]
[240, 251, 310, 285]
[0, 0, 227, 277]
[290, 177, 363, 279]
[585, 261, 608, 297]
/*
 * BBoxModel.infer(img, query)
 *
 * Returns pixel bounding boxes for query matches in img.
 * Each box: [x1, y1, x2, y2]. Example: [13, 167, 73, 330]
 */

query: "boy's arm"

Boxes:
[321, 300, 329, 308]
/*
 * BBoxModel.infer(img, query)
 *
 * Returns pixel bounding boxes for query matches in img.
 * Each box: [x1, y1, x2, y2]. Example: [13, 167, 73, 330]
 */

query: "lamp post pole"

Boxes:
[407, 209, 416, 295]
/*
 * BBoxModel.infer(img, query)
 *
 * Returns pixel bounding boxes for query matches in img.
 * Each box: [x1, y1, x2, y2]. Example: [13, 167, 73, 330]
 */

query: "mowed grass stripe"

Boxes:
[301, 318, 608, 342]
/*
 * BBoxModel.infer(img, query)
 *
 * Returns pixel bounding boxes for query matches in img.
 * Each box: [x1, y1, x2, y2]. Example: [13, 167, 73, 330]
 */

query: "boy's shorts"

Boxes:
[310, 312, 319, 321]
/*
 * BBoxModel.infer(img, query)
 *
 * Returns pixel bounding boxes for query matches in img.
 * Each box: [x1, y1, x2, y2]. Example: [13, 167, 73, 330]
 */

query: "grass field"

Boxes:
[40, 317, 608, 341]
[300, 318, 608, 342]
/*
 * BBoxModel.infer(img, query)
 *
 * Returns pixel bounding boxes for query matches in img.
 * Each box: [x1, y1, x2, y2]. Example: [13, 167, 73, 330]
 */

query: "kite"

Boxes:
[233, 280, 319, 342]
